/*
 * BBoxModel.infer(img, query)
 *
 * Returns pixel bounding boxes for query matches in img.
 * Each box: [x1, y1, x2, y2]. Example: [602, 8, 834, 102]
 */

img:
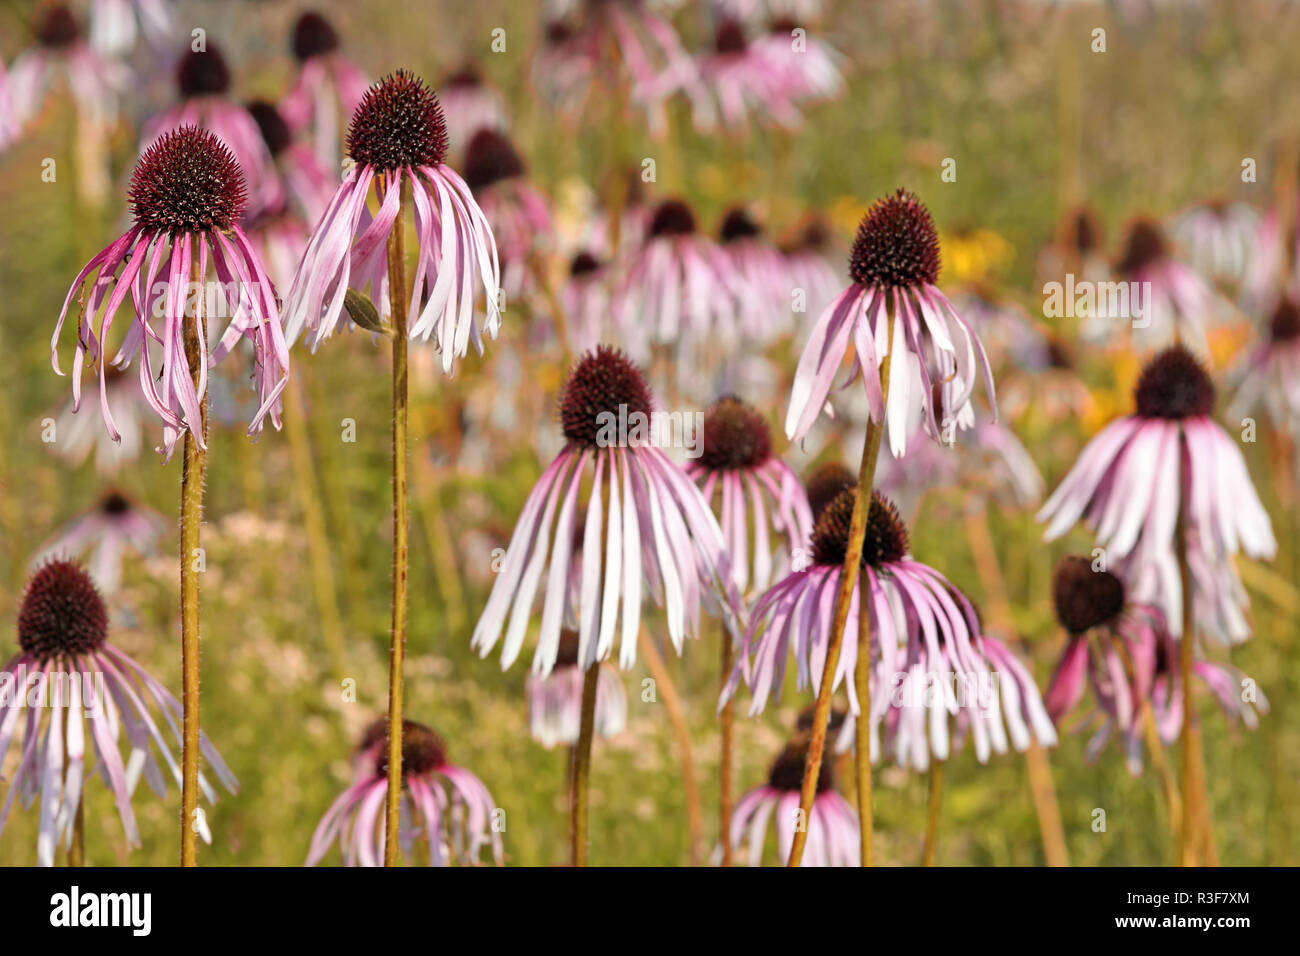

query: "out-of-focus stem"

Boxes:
[570, 665, 600, 867]
[923, 759, 944, 866]
[639, 628, 703, 866]
[1175, 471, 1208, 867]
[719, 618, 734, 867]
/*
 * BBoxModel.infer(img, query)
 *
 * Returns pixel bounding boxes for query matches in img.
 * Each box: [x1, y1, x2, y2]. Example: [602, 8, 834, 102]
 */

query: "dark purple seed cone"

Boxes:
[648, 199, 697, 239]
[177, 45, 231, 98]
[795, 704, 847, 736]
[718, 207, 762, 244]
[246, 99, 292, 157]
[569, 250, 602, 277]
[559, 346, 654, 449]
[34, 4, 79, 47]
[292, 12, 340, 61]
[129, 126, 246, 234]
[714, 18, 748, 54]
[17, 560, 108, 662]
[366, 718, 448, 778]
[1069, 206, 1101, 256]
[462, 128, 525, 194]
[100, 491, 131, 515]
[444, 64, 483, 88]
[1269, 298, 1300, 344]
[767, 740, 832, 794]
[804, 462, 855, 521]
[697, 396, 772, 472]
[848, 189, 941, 289]
[1114, 218, 1167, 276]
[1133, 345, 1215, 420]
[1052, 555, 1125, 634]
[347, 70, 448, 172]
[811, 488, 909, 569]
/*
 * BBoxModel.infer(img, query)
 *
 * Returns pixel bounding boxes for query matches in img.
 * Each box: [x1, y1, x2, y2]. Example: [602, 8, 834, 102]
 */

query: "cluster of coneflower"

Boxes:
[0, 2, 1286, 871]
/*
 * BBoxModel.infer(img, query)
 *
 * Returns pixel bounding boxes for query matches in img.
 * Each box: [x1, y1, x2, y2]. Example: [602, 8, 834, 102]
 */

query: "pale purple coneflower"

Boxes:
[684, 395, 812, 596]
[437, 64, 508, 156]
[1037, 346, 1275, 640]
[785, 189, 997, 457]
[472, 345, 741, 675]
[1168, 198, 1259, 288]
[527, 630, 627, 748]
[716, 207, 793, 344]
[140, 45, 280, 219]
[461, 128, 553, 304]
[779, 215, 842, 319]
[0, 58, 20, 150]
[751, 17, 844, 105]
[683, 18, 799, 134]
[947, 284, 1044, 375]
[727, 488, 973, 724]
[1084, 217, 1223, 352]
[242, 99, 335, 289]
[1226, 296, 1300, 433]
[51, 365, 148, 473]
[1036, 204, 1108, 287]
[52, 125, 290, 462]
[305, 718, 503, 867]
[612, 198, 747, 368]
[35, 491, 167, 594]
[88, 0, 173, 57]
[1239, 207, 1300, 319]
[561, 251, 612, 355]
[281, 70, 501, 370]
[1147, 634, 1267, 750]
[8, 4, 126, 130]
[280, 11, 369, 168]
[0, 561, 237, 865]
[730, 738, 859, 867]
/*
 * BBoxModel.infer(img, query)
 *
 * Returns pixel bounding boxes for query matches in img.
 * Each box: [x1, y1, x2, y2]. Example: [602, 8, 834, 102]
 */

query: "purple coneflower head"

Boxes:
[561, 250, 612, 354]
[717, 207, 793, 342]
[613, 197, 747, 369]
[1169, 198, 1259, 286]
[438, 64, 508, 155]
[526, 629, 628, 748]
[685, 395, 812, 595]
[786, 190, 996, 456]
[1038, 346, 1275, 639]
[729, 486, 976, 720]
[803, 461, 854, 522]
[1227, 296, 1300, 432]
[8, 3, 125, 129]
[1147, 632, 1268, 749]
[1, 561, 237, 865]
[36, 490, 168, 594]
[281, 70, 501, 370]
[753, 17, 845, 104]
[52, 365, 147, 472]
[472, 346, 741, 674]
[683, 17, 803, 134]
[463, 128, 553, 303]
[730, 739, 859, 866]
[89, 0, 174, 57]
[1090, 217, 1222, 351]
[52, 126, 291, 462]
[306, 718, 503, 867]
[281, 11, 369, 167]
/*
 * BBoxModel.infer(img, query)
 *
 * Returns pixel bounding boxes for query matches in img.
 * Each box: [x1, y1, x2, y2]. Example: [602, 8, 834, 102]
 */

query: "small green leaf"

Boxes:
[344, 288, 390, 336]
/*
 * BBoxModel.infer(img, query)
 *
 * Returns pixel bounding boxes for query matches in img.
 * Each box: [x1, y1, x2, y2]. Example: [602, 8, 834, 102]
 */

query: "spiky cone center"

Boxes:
[292, 12, 340, 61]
[247, 99, 292, 158]
[462, 128, 525, 194]
[177, 46, 231, 97]
[17, 560, 108, 661]
[569, 250, 602, 277]
[810, 487, 909, 569]
[347, 70, 448, 172]
[1052, 555, 1126, 634]
[1270, 298, 1300, 344]
[100, 490, 132, 515]
[697, 395, 772, 472]
[129, 126, 247, 235]
[559, 346, 653, 449]
[804, 462, 855, 522]
[364, 718, 448, 778]
[848, 189, 941, 289]
[1133, 345, 1215, 419]
[718, 207, 762, 244]
[1115, 218, 1167, 276]
[647, 199, 697, 239]
[714, 18, 748, 54]
[35, 4, 79, 47]
[767, 740, 833, 794]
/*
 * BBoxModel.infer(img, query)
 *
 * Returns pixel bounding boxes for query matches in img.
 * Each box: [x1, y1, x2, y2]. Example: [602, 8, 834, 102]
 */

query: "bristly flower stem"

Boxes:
[788, 309, 895, 868]
[180, 246, 208, 866]
[383, 175, 410, 867]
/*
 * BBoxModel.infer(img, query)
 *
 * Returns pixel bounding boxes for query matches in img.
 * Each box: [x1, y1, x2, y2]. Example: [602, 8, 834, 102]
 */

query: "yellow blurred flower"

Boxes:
[941, 228, 1014, 284]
